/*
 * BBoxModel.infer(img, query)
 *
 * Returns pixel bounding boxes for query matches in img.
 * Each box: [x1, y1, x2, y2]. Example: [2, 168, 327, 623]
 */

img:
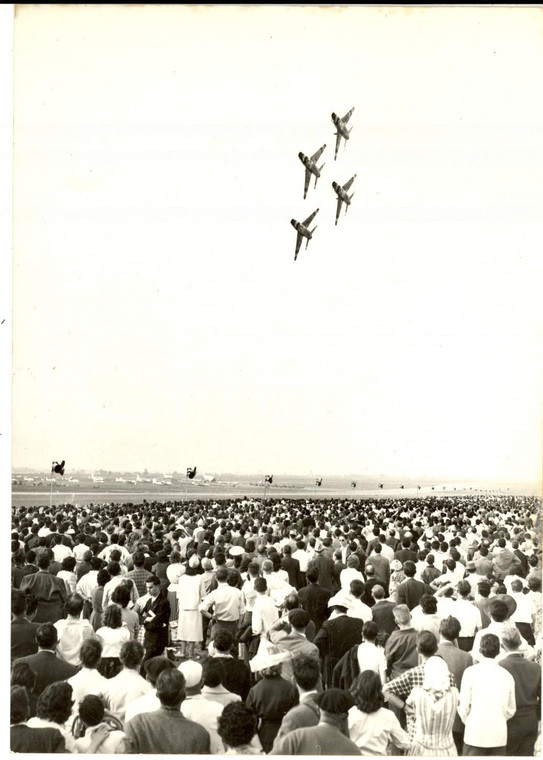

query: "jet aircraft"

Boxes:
[291, 208, 319, 261]
[331, 108, 354, 160]
[332, 174, 356, 225]
[298, 144, 326, 199]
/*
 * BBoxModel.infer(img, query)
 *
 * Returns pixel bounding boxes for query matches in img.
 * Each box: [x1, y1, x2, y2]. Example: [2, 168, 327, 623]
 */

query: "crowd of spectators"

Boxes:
[10, 492, 542, 755]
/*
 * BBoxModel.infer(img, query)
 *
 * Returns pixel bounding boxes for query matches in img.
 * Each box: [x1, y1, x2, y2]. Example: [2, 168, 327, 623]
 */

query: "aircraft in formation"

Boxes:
[331, 108, 355, 160]
[292, 108, 355, 259]
[332, 174, 356, 225]
[291, 209, 319, 261]
[298, 144, 326, 200]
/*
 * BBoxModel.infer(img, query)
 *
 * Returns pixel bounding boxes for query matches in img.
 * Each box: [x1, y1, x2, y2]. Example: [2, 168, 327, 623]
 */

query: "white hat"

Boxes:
[249, 641, 292, 673]
[178, 659, 203, 688]
[229, 546, 244, 557]
[328, 591, 352, 610]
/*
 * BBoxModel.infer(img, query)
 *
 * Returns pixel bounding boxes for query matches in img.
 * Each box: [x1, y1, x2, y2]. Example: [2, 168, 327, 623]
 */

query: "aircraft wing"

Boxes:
[310, 144, 326, 163]
[294, 231, 303, 261]
[302, 208, 319, 227]
[335, 197, 344, 225]
[342, 174, 356, 192]
[303, 167, 311, 199]
[342, 107, 354, 124]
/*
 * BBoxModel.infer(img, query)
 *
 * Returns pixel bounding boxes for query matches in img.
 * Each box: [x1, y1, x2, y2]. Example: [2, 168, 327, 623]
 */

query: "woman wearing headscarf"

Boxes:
[404, 655, 459, 756]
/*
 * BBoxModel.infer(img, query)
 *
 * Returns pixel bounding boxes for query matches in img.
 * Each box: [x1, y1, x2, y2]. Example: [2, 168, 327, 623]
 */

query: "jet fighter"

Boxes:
[331, 107, 354, 160]
[332, 174, 356, 225]
[298, 144, 326, 199]
[291, 208, 319, 261]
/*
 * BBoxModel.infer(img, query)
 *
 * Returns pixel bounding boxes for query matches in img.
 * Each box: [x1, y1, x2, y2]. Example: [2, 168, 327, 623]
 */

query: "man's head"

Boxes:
[11, 589, 27, 618]
[65, 593, 85, 618]
[489, 598, 509, 623]
[156, 669, 186, 708]
[80, 638, 103, 670]
[144, 656, 176, 686]
[119, 640, 144, 670]
[145, 575, 161, 598]
[350, 579, 364, 600]
[36, 622, 58, 650]
[439, 615, 461, 643]
[416, 630, 438, 659]
[202, 657, 226, 688]
[254, 577, 267, 594]
[292, 654, 320, 692]
[403, 561, 416, 578]
[371, 584, 385, 602]
[393, 604, 412, 627]
[479, 632, 500, 660]
[501, 624, 522, 652]
[457, 580, 471, 599]
[215, 566, 229, 584]
[306, 567, 320, 584]
[213, 628, 234, 654]
[314, 688, 355, 728]
[420, 594, 437, 615]
[288, 608, 310, 632]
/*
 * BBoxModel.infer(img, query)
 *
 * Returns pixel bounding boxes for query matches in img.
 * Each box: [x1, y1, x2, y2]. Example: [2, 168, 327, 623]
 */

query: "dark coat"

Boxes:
[298, 583, 332, 632]
[19, 571, 67, 623]
[246, 674, 299, 753]
[14, 650, 78, 697]
[11, 617, 40, 661]
[314, 614, 363, 687]
[396, 578, 434, 610]
[371, 599, 397, 634]
[281, 556, 302, 589]
[11, 725, 66, 753]
[143, 591, 171, 652]
[332, 644, 360, 691]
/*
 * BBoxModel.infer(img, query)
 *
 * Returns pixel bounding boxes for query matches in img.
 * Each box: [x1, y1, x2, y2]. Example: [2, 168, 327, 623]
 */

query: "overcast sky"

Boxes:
[10, 6, 543, 485]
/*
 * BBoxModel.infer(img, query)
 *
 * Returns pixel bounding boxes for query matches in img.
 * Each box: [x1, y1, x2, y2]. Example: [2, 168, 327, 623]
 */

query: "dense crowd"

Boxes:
[10, 493, 542, 755]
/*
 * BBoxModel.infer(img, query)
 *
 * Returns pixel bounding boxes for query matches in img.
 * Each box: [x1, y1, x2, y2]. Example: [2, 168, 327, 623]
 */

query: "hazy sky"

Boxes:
[9, 5, 543, 484]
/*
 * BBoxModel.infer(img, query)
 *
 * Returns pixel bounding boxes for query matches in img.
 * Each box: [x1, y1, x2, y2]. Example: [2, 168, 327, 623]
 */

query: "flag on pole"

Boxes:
[315, 478, 322, 487]
[351, 480, 356, 488]
[186, 467, 197, 479]
[265, 475, 273, 484]
[52, 460, 65, 476]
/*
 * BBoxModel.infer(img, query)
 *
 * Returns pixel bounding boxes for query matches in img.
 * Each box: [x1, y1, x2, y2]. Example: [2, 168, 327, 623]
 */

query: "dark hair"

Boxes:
[61, 556, 76, 572]
[97, 568, 111, 587]
[306, 567, 320, 583]
[111, 584, 131, 608]
[36, 682, 73, 725]
[80, 638, 103, 669]
[292, 655, 320, 691]
[254, 577, 267, 593]
[480, 633, 500, 659]
[417, 630, 438, 657]
[350, 670, 384, 714]
[119, 640, 144, 669]
[362, 621, 378, 642]
[132, 551, 145, 567]
[439, 615, 461, 641]
[65, 593, 85, 617]
[420, 594, 437, 615]
[216, 567, 228, 583]
[156, 669, 185, 707]
[217, 702, 258, 748]
[202, 657, 225, 688]
[489, 599, 509, 623]
[11, 686, 29, 724]
[213, 628, 234, 653]
[12, 589, 27, 617]
[36, 622, 58, 649]
[37, 552, 50, 569]
[403, 561, 416, 577]
[79, 694, 105, 727]
[103, 604, 122, 629]
[11, 661, 36, 691]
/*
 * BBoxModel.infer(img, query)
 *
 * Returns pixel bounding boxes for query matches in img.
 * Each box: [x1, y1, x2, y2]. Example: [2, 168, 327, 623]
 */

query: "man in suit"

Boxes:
[11, 589, 39, 662]
[281, 545, 302, 590]
[437, 615, 473, 752]
[314, 591, 363, 688]
[308, 545, 335, 593]
[298, 567, 332, 633]
[19, 551, 67, 623]
[141, 575, 171, 669]
[499, 625, 541, 756]
[393, 537, 419, 566]
[13, 622, 78, 697]
[371, 584, 397, 634]
[366, 542, 390, 590]
[396, 561, 434, 610]
[272, 655, 321, 748]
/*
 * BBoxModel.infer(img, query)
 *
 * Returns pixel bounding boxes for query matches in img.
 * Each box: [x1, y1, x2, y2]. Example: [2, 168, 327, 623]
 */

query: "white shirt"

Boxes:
[124, 688, 161, 723]
[471, 620, 534, 663]
[67, 667, 109, 707]
[252, 594, 279, 635]
[453, 599, 482, 637]
[511, 592, 535, 624]
[182, 694, 223, 754]
[54, 618, 97, 666]
[52, 543, 74, 563]
[348, 598, 373, 623]
[340, 567, 364, 592]
[357, 642, 387, 684]
[76, 570, 99, 601]
[458, 658, 516, 747]
[292, 549, 309, 573]
[102, 668, 153, 722]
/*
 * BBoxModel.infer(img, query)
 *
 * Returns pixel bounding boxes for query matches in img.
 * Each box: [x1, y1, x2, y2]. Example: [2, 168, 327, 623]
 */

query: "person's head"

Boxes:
[178, 660, 203, 694]
[11, 661, 36, 692]
[306, 566, 320, 584]
[426, 554, 435, 566]
[477, 580, 491, 598]
[457, 580, 471, 599]
[529, 576, 542, 593]
[36, 682, 73, 725]
[403, 561, 416, 578]
[371, 584, 385, 602]
[479, 632, 500, 659]
[97, 568, 111, 587]
[511, 579, 523, 594]
[362, 621, 378, 643]
[132, 551, 145, 568]
[288, 608, 310, 632]
[346, 554, 360, 569]
[202, 657, 226, 688]
[103, 604, 122, 629]
[36, 622, 58, 650]
[315, 688, 355, 727]
[144, 656, 176, 686]
[489, 598, 509, 623]
[417, 630, 438, 658]
[439, 615, 461, 642]
[215, 566, 229, 584]
[365, 564, 375, 577]
[393, 604, 411, 627]
[79, 638, 102, 670]
[213, 628, 234, 655]
[261, 560, 273, 575]
[501, 624, 522, 652]
[254, 577, 267, 594]
[111, 583, 131, 609]
[11, 686, 29, 724]
[78, 695, 105, 728]
[61, 556, 76, 573]
[11, 589, 27, 617]
[292, 655, 320, 692]
[36, 551, 50, 570]
[156, 669, 186, 708]
[119, 640, 144, 670]
[217, 702, 258, 750]
[64, 593, 85, 618]
[423, 656, 450, 693]
[107, 561, 121, 578]
[420, 594, 437, 615]
[350, 671, 384, 714]
[145, 575, 161, 598]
